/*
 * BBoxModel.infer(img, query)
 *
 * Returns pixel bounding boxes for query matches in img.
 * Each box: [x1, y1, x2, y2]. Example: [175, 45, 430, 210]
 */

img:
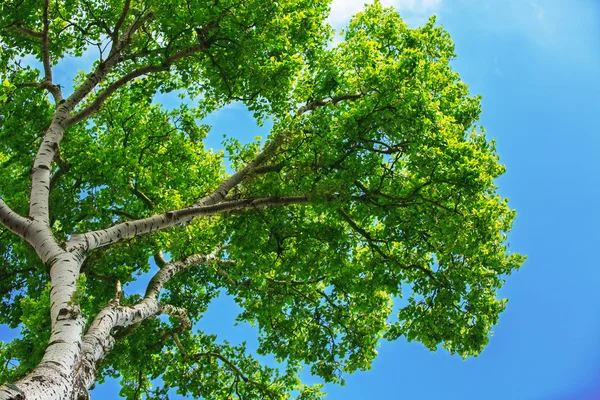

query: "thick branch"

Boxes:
[1, 198, 65, 266]
[77, 249, 222, 391]
[194, 95, 359, 209]
[153, 251, 168, 268]
[67, 195, 310, 252]
[28, 12, 153, 223]
[195, 134, 286, 206]
[0, 199, 33, 240]
[113, 280, 122, 305]
[29, 120, 66, 222]
[65, 63, 163, 127]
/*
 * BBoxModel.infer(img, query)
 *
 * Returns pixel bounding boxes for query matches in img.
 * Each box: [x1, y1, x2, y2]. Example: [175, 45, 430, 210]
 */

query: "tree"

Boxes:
[0, 0, 524, 398]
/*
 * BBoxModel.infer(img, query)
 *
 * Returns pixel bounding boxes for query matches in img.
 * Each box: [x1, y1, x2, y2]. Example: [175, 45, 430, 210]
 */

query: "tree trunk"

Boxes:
[0, 257, 173, 399]
[0, 248, 89, 400]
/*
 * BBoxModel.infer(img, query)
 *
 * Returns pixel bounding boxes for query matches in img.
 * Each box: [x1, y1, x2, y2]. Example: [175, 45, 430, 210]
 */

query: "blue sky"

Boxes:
[3, 0, 600, 399]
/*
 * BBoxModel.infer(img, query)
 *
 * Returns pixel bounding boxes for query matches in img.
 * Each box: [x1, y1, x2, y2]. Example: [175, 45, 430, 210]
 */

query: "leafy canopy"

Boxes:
[0, 0, 523, 398]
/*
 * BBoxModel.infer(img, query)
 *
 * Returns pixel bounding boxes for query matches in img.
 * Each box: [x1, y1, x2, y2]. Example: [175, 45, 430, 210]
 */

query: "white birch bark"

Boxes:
[0, 9, 360, 399]
[74, 253, 219, 396]
[67, 195, 310, 252]
[0, 236, 86, 400]
[0, 9, 224, 399]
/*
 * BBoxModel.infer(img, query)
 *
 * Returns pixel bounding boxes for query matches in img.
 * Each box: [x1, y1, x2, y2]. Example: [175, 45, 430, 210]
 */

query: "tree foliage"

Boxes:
[0, 0, 523, 398]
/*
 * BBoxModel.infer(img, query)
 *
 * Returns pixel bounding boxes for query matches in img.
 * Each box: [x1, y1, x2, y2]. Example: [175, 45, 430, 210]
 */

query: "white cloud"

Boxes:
[328, 0, 442, 28]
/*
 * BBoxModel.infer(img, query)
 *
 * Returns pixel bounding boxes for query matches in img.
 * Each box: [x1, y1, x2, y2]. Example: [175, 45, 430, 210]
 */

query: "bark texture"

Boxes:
[0, 5, 354, 398]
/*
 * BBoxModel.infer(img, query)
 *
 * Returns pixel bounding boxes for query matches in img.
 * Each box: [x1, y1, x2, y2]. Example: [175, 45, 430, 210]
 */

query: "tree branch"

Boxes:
[187, 351, 274, 398]
[145, 247, 224, 299]
[153, 251, 168, 268]
[128, 179, 154, 209]
[13, 3, 63, 102]
[62, 10, 154, 113]
[251, 162, 284, 175]
[158, 304, 191, 336]
[28, 11, 153, 223]
[337, 208, 435, 279]
[14, 23, 44, 38]
[112, 280, 122, 306]
[49, 145, 71, 190]
[14, 80, 63, 101]
[296, 93, 363, 115]
[40, 0, 63, 103]
[0, 199, 33, 240]
[112, 0, 131, 42]
[65, 42, 210, 127]
[65, 63, 163, 127]
[107, 208, 139, 220]
[67, 195, 310, 252]
[29, 120, 66, 222]
[191, 352, 251, 382]
[42, 0, 52, 81]
[195, 133, 286, 207]
[78, 247, 224, 390]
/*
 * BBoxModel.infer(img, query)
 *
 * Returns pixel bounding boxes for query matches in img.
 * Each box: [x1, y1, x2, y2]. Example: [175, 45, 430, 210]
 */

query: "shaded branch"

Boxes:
[158, 304, 192, 338]
[251, 162, 285, 175]
[153, 251, 168, 268]
[14, 80, 62, 101]
[42, 0, 51, 81]
[14, 81, 44, 89]
[14, 23, 43, 38]
[61, 10, 154, 113]
[337, 208, 434, 279]
[79, 247, 221, 390]
[49, 145, 71, 190]
[145, 247, 224, 300]
[296, 93, 363, 115]
[191, 352, 251, 383]
[265, 275, 326, 286]
[107, 208, 140, 220]
[128, 179, 154, 209]
[82, 247, 223, 366]
[112, 321, 141, 340]
[112, 0, 131, 41]
[184, 350, 276, 398]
